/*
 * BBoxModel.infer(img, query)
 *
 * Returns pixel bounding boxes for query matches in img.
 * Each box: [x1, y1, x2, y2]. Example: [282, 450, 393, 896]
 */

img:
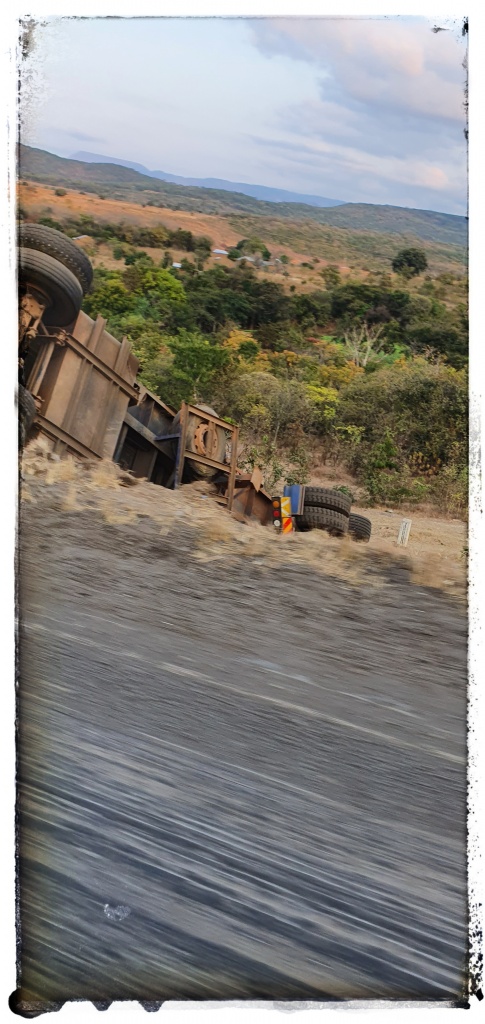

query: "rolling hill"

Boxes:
[19, 145, 467, 250]
[70, 150, 345, 208]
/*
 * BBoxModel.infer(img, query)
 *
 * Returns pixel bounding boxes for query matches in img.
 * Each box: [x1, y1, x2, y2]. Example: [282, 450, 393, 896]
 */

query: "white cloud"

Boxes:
[251, 17, 466, 122]
[249, 16, 467, 212]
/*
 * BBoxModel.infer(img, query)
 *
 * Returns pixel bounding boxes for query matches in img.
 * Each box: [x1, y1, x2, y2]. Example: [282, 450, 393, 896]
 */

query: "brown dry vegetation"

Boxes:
[18, 182, 321, 278]
[18, 183, 466, 301]
[22, 438, 466, 600]
[19, 182, 465, 292]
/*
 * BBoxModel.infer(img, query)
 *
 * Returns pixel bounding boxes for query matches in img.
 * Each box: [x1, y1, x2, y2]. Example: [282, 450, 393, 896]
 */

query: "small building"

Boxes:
[212, 248, 229, 256]
[172, 262, 182, 269]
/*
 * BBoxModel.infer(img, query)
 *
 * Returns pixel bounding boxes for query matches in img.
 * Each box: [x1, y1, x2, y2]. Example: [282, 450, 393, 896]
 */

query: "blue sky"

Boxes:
[21, 15, 468, 214]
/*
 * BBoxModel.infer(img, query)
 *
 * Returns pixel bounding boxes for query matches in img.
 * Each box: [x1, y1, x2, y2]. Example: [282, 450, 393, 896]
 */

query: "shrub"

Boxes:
[335, 360, 467, 509]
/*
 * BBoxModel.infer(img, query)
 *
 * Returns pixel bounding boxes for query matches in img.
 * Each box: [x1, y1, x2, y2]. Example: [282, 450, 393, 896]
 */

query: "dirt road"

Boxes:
[17, 485, 468, 1006]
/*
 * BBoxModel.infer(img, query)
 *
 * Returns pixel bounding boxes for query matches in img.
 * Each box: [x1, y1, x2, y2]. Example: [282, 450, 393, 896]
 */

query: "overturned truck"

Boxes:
[17, 224, 273, 525]
[18, 224, 371, 540]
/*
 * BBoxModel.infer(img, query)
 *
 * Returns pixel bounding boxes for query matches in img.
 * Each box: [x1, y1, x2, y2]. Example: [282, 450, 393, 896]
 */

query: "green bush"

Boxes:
[334, 359, 467, 510]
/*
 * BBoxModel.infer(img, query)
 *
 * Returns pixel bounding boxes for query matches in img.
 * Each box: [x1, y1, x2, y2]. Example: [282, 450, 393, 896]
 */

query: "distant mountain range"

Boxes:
[70, 151, 346, 208]
[18, 145, 467, 249]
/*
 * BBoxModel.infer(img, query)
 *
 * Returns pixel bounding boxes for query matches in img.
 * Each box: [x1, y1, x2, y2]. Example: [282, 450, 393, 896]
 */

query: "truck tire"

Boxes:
[172, 404, 227, 480]
[303, 487, 351, 516]
[18, 384, 37, 449]
[19, 248, 83, 328]
[298, 506, 349, 536]
[349, 513, 372, 542]
[19, 224, 93, 294]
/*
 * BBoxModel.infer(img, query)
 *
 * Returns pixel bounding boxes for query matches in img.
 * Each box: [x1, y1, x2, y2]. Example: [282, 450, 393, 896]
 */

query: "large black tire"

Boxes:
[303, 487, 351, 516]
[349, 513, 372, 542]
[298, 506, 349, 535]
[19, 248, 83, 328]
[18, 384, 37, 449]
[19, 224, 93, 294]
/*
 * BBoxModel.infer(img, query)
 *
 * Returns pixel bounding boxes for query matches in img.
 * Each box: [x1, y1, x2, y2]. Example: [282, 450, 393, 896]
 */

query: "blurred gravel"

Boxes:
[17, 482, 468, 1006]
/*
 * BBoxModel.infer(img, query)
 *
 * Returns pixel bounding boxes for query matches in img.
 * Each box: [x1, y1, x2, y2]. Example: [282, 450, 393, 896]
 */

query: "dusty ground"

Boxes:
[16, 444, 468, 1008]
[20, 442, 466, 599]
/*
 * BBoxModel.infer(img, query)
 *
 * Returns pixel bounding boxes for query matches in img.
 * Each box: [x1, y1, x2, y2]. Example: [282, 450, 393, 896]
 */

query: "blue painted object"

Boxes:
[283, 484, 304, 516]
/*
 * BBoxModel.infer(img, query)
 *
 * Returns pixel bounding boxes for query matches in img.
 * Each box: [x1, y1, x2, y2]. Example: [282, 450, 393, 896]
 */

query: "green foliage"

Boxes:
[241, 438, 285, 491]
[54, 188, 67, 196]
[83, 274, 137, 320]
[392, 248, 428, 278]
[37, 215, 64, 230]
[68, 209, 470, 514]
[334, 359, 467, 506]
[321, 264, 341, 289]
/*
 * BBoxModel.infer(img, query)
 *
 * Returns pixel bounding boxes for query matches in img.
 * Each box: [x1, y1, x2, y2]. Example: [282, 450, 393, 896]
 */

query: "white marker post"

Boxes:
[397, 518, 412, 547]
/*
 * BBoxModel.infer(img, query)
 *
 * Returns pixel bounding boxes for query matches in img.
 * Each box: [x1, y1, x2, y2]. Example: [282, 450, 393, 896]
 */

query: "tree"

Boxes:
[341, 323, 386, 368]
[279, 254, 289, 265]
[227, 372, 314, 445]
[83, 274, 137, 320]
[392, 248, 428, 279]
[335, 358, 468, 505]
[321, 264, 341, 289]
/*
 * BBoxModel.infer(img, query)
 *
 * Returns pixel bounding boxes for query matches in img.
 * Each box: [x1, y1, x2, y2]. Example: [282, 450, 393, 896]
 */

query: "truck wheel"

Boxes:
[349, 513, 372, 542]
[303, 487, 351, 516]
[298, 506, 349, 536]
[19, 224, 93, 294]
[18, 384, 37, 449]
[19, 248, 83, 328]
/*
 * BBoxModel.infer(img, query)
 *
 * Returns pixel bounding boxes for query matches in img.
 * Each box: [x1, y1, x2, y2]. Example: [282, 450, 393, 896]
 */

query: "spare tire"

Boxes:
[303, 486, 351, 516]
[349, 513, 372, 542]
[19, 224, 93, 294]
[19, 248, 83, 328]
[298, 506, 349, 536]
[172, 405, 227, 480]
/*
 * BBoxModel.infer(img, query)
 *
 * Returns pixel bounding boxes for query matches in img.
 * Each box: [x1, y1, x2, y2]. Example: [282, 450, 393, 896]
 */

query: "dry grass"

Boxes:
[18, 182, 345, 277]
[20, 440, 466, 598]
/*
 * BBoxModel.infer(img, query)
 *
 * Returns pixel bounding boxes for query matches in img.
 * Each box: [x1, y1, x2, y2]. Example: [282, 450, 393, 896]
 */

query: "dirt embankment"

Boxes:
[21, 439, 466, 600]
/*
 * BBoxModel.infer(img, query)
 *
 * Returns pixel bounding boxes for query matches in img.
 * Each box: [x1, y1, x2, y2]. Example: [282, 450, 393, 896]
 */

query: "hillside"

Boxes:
[19, 145, 467, 250]
[18, 181, 467, 278]
[70, 150, 345, 208]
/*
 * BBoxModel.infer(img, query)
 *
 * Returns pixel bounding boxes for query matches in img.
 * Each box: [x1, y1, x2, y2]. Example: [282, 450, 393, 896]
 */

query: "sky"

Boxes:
[20, 15, 468, 214]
